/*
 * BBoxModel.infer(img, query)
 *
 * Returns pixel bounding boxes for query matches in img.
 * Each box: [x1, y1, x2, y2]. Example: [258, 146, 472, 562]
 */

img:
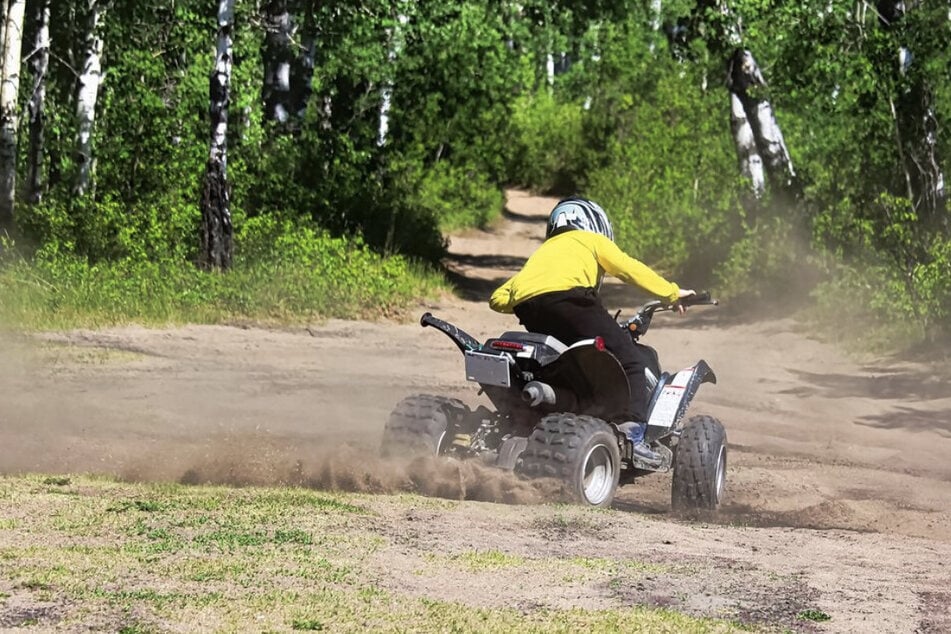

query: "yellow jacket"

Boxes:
[489, 231, 680, 314]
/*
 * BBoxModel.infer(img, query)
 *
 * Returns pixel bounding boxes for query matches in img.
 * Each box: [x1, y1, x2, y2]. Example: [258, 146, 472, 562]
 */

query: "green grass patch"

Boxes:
[0, 221, 448, 330]
[0, 475, 751, 632]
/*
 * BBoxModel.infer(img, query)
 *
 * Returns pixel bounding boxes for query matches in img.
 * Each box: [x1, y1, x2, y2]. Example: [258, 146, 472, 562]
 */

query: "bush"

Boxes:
[0, 220, 446, 330]
[406, 161, 504, 232]
[508, 92, 588, 194]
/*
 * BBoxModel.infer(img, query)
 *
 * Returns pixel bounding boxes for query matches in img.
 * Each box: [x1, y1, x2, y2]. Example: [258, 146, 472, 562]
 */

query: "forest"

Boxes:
[0, 0, 948, 348]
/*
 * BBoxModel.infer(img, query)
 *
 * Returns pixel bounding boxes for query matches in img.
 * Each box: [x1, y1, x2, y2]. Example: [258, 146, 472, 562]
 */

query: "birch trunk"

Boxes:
[27, 0, 50, 204]
[263, 0, 293, 124]
[200, 0, 235, 270]
[377, 9, 407, 147]
[0, 0, 25, 228]
[74, 1, 105, 198]
[292, 0, 316, 121]
[1, 0, 8, 58]
[727, 49, 795, 197]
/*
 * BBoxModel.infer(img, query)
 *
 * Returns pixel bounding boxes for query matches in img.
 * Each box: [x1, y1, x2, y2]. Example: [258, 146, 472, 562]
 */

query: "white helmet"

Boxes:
[546, 198, 614, 241]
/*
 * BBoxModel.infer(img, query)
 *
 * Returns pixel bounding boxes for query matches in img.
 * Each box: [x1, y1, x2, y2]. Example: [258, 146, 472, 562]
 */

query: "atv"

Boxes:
[381, 292, 725, 509]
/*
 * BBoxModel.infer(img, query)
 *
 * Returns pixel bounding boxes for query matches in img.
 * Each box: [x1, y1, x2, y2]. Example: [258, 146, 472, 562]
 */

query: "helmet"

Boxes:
[546, 198, 614, 241]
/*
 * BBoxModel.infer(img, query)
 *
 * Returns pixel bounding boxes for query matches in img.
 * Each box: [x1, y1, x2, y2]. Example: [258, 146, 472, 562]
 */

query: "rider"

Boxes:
[489, 197, 695, 464]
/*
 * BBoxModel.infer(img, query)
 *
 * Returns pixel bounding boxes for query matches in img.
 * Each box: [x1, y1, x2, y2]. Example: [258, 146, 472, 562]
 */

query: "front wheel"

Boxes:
[516, 413, 620, 508]
[670, 415, 727, 510]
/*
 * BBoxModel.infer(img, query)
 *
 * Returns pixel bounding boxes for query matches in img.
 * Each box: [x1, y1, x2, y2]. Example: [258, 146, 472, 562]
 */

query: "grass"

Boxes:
[0, 474, 751, 633]
[0, 233, 449, 330]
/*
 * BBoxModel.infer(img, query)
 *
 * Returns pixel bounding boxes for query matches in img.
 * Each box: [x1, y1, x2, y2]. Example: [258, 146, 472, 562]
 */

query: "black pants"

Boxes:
[513, 287, 651, 422]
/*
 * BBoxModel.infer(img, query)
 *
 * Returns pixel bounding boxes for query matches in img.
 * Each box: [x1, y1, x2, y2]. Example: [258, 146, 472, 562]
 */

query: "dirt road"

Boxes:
[2, 191, 950, 632]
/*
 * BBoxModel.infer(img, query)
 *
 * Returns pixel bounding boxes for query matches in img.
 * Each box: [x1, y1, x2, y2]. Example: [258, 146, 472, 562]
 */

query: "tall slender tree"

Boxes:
[27, 0, 50, 204]
[74, 0, 106, 197]
[0, 0, 25, 230]
[727, 49, 795, 197]
[200, 0, 235, 270]
[378, 4, 407, 147]
[263, 0, 293, 124]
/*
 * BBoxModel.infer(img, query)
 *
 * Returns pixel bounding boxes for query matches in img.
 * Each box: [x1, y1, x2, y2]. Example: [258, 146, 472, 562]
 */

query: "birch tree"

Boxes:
[292, 0, 316, 121]
[263, 0, 293, 124]
[378, 5, 408, 147]
[727, 49, 795, 197]
[200, 0, 235, 270]
[0, 0, 25, 229]
[877, 0, 946, 226]
[74, 1, 106, 197]
[27, 0, 50, 204]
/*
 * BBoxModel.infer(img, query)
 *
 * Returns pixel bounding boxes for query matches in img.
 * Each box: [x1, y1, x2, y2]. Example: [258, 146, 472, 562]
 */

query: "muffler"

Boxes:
[522, 381, 557, 407]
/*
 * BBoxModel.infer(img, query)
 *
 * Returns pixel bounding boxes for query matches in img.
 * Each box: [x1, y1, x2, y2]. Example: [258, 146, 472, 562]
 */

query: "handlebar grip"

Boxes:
[681, 291, 717, 306]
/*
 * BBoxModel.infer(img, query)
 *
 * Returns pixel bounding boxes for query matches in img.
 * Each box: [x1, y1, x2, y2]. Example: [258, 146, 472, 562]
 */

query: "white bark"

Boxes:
[727, 49, 795, 197]
[209, 0, 234, 172]
[74, 1, 105, 197]
[27, 0, 50, 203]
[0, 0, 25, 226]
[649, 0, 662, 53]
[200, 0, 235, 270]
[263, 0, 293, 123]
[730, 92, 765, 196]
[378, 10, 407, 147]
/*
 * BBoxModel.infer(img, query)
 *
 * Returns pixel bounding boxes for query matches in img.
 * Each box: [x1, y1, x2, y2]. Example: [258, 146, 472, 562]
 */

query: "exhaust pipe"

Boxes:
[522, 381, 557, 407]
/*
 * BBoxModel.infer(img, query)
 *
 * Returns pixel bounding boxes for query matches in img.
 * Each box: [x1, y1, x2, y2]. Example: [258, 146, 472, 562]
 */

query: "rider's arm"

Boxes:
[489, 278, 516, 313]
[592, 234, 680, 303]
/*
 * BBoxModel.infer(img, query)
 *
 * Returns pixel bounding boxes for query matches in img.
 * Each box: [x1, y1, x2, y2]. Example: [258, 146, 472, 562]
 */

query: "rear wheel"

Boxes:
[516, 413, 620, 508]
[671, 415, 727, 510]
[381, 394, 462, 458]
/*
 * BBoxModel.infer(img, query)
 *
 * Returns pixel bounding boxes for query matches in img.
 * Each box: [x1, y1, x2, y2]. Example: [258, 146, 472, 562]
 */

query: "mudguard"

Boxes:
[420, 313, 482, 353]
[645, 360, 716, 441]
[535, 342, 630, 420]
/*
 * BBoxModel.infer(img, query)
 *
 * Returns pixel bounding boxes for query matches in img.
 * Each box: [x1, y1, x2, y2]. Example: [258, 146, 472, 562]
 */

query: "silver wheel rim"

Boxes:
[581, 444, 615, 505]
[714, 445, 726, 503]
[434, 430, 448, 455]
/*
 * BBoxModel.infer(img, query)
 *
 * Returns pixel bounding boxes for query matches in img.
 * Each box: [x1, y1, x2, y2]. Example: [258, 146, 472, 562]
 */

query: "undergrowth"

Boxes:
[0, 220, 448, 330]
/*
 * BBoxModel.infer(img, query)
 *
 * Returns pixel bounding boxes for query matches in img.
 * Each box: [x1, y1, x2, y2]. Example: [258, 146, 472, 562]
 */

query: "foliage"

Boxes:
[1, 0, 950, 345]
[0, 223, 446, 329]
[508, 92, 588, 195]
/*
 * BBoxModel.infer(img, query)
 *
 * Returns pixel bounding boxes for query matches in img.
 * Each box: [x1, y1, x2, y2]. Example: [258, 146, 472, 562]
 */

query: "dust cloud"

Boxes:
[119, 432, 568, 506]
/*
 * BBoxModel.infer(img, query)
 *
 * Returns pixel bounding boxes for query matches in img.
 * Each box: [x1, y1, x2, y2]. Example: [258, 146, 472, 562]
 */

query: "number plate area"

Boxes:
[647, 368, 695, 428]
[464, 351, 511, 387]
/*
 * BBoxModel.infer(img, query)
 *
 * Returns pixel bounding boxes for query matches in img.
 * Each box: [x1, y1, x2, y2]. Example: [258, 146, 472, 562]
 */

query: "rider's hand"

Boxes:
[675, 288, 696, 315]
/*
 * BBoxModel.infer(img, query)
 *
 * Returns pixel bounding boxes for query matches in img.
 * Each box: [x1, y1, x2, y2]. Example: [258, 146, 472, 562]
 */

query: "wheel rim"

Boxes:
[434, 430, 448, 455]
[713, 445, 726, 503]
[581, 444, 616, 505]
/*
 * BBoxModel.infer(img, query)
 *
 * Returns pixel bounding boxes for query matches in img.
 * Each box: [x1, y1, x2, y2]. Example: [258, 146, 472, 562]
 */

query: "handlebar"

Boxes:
[620, 291, 719, 339]
[679, 291, 718, 308]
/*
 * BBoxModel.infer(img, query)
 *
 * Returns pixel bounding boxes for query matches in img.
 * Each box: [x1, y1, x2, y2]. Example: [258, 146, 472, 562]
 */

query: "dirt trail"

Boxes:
[2, 190, 951, 632]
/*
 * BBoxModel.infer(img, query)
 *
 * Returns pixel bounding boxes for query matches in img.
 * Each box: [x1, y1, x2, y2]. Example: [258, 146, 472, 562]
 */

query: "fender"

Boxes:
[420, 313, 482, 353]
[645, 360, 716, 441]
[535, 343, 630, 420]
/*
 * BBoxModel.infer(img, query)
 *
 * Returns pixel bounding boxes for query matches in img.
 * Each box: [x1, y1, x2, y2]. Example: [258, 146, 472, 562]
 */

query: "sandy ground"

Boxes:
[1, 191, 950, 632]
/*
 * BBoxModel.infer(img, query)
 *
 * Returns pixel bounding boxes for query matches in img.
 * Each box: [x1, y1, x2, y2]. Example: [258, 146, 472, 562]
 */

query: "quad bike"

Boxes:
[381, 292, 725, 509]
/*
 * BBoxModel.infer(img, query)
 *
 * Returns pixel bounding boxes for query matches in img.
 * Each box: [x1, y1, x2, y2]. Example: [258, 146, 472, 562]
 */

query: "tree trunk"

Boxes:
[1, 0, 8, 58]
[726, 49, 795, 197]
[0, 0, 25, 230]
[74, 1, 105, 198]
[200, 0, 235, 270]
[27, 0, 50, 204]
[263, 0, 293, 124]
[878, 0, 946, 226]
[377, 8, 407, 147]
[292, 0, 316, 121]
